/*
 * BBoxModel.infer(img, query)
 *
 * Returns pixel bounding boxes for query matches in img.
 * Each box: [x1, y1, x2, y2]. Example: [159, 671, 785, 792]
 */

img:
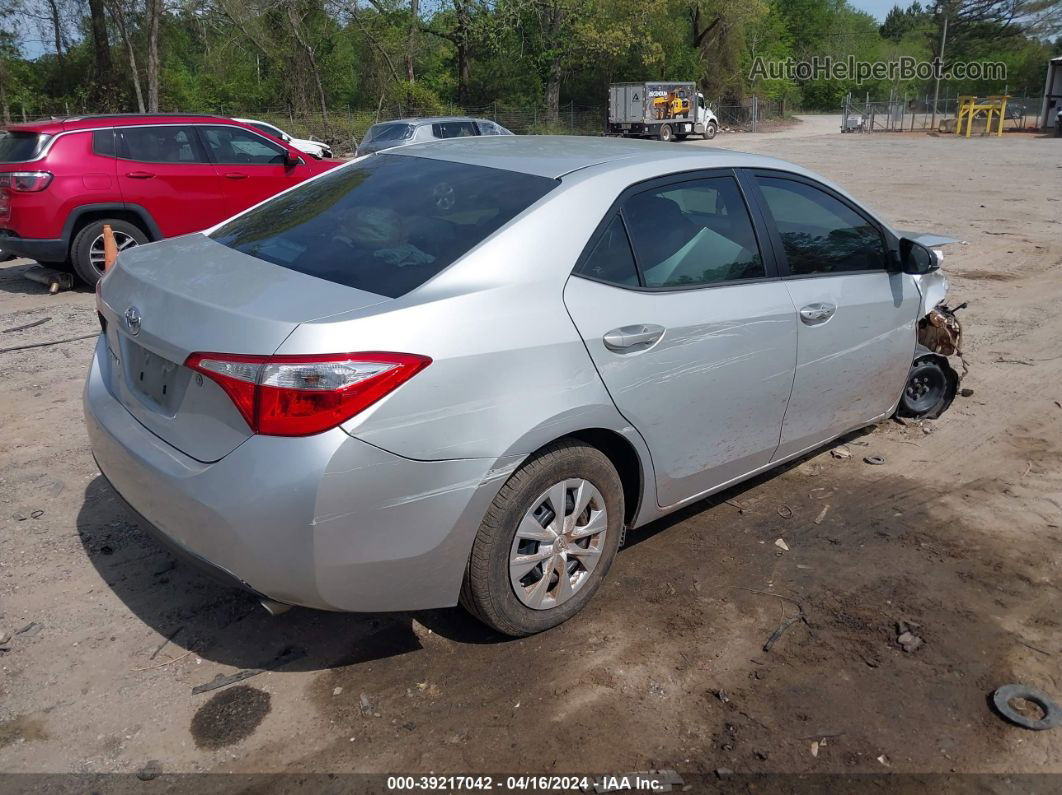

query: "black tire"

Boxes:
[460, 439, 624, 637]
[70, 219, 148, 286]
[658, 124, 673, 142]
[898, 357, 955, 419]
[703, 122, 718, 140]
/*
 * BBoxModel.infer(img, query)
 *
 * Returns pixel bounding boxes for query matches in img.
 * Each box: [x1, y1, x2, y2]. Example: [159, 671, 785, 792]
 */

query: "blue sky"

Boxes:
[850, 0, 899, 22]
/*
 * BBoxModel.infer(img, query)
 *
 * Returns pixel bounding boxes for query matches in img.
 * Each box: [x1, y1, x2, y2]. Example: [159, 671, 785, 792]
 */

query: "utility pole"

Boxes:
[930, 8, 949, 131]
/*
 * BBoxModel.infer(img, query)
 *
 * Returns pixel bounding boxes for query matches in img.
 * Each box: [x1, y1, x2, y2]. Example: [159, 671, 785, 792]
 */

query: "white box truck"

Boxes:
[608, 82, 719, 142]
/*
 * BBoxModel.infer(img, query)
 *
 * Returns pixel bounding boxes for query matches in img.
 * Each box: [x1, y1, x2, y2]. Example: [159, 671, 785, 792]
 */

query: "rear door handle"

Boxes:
[223, 172, 249, 180]
[125, 171, 155, 179]
[603, 324, 665, 352]
[799, 303, 836, 325]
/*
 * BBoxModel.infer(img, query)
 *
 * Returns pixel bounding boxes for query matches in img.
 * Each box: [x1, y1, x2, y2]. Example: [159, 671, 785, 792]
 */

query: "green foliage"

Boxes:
[2, 0, 1057, 121]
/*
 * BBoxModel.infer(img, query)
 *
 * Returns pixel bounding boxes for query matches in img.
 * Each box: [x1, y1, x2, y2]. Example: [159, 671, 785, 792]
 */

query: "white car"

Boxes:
[233, 118, 334, 159]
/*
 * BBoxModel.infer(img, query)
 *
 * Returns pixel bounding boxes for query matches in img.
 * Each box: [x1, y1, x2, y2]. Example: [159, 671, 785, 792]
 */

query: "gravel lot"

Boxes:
[1, 116, 1060, 779]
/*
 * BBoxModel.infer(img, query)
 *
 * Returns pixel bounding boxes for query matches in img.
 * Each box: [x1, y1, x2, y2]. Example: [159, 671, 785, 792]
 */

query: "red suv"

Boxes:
[0, 114, 341, 284]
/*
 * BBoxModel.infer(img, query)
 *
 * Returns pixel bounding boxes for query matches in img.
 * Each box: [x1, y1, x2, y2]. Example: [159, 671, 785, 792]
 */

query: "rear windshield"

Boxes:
[0, 131, 47, 163]
[210, 154, 558, 298]
[366, 123, 413, 143]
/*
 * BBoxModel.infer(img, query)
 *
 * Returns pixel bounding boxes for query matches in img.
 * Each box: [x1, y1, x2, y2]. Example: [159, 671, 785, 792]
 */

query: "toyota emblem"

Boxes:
[124, 305, 142, 336]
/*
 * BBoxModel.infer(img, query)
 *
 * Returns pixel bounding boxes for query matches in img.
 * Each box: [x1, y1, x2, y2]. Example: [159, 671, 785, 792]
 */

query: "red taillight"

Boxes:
[0, 171, 52, 192]
[185, 352, 431, 437]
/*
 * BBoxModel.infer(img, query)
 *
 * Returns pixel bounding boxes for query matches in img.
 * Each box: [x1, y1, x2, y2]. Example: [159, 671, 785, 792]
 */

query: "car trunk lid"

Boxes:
[97, 233, 388, 462]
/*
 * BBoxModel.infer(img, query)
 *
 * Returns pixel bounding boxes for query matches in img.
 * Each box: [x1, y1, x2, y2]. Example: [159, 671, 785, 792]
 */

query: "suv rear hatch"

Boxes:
[97, 233, 387, 462]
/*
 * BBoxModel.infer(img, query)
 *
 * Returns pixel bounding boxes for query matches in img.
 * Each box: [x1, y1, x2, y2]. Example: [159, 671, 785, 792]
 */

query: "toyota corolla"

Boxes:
[85, 136, 959, 636]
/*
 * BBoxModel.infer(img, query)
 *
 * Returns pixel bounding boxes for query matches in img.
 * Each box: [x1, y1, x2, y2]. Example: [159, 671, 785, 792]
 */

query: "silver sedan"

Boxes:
[85, 136, 957, 636]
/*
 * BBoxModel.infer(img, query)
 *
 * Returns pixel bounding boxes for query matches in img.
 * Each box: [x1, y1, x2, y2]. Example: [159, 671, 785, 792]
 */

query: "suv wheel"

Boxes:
[461, 440, 624, 636]
[71, 219, 147, 285]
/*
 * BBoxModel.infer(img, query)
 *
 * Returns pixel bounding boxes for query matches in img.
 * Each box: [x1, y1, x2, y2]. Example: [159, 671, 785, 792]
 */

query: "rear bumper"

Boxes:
[84, 336, 514, 612]
[0, 233, 66, 262]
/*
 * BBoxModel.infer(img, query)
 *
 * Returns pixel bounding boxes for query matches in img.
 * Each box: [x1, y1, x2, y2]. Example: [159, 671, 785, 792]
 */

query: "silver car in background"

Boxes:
[86, 137, 957, 636]
[356, 116, 512, 156]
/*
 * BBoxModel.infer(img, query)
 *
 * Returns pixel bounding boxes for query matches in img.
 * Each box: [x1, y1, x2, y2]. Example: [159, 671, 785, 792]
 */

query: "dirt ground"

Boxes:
[1, 116, 1061, 781]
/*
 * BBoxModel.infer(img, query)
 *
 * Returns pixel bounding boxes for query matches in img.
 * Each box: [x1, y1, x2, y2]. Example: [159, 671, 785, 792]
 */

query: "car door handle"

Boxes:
[603, 324, 665, 352]
[799, 303, 836, 325]
[222, 172, 249, 180]
[125, 171, 155, 179]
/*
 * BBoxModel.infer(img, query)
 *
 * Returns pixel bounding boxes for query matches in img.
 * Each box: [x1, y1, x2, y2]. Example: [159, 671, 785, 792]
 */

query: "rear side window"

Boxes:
[366, 123, 413, 143]
[93, 129, 115, 157]
[211, 155, 558, 298]
[476, 121, 511, 136]
[117, 126, 208, 163]
[623, 176, 765, 288]
[432, 121, 478, 139]
[0, 131, 47, 162]
[757, 177, 887, 275]
[200, 125, 287, 165]
[575, 216, 639, 286]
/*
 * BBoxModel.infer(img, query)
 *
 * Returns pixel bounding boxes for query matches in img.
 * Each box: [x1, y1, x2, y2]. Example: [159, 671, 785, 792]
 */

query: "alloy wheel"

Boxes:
[89, 230, 139, 275]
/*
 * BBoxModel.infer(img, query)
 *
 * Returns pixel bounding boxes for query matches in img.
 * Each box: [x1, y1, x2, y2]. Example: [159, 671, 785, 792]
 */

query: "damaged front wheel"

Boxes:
[899, 356, 956, 419]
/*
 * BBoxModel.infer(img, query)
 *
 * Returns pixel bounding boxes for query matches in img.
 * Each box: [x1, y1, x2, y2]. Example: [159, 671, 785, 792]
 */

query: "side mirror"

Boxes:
[284, 150, 303, 168]
[899, 238, 940, 275]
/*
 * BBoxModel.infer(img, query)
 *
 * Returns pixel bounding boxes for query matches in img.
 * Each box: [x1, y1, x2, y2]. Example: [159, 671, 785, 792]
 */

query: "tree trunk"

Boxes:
[286, 4, 328, 119]
[46, 0, 67, 93]
[109, 1, 146, 113]
[0, 64, 10, 126]
[454, 0, 470, 106]
[146, 0, 161, 112]
[86, 0, 115, 100]
[545, 57, 561, 124]
[406, 0, 418, 83]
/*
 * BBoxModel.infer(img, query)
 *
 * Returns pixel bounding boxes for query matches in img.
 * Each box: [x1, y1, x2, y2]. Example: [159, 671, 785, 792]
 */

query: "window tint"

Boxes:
[0, 131, 47, 163]
[622, 177, 764, 288]
[200, 125, 287, 165]
[432, 121, 479, 139]
[250, 122, 285, 140]
[211, 155, 557, 298]
[476, 121, 512, 136]
[575, 216, 639, 286]
[117, 126, 207, 163]
[366, 123, 413, 143]
[757, 177, 887, 275]
[92, 129, 115, 157]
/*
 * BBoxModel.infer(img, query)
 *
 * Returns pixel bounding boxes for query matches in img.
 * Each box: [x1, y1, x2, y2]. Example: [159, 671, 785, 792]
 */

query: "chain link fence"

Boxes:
[15, 95, 798, 152]
[841, 93, 1043, 133]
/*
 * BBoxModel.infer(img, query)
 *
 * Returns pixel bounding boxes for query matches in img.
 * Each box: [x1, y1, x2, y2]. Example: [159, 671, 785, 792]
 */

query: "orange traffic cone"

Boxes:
[103, 224, 118, 272]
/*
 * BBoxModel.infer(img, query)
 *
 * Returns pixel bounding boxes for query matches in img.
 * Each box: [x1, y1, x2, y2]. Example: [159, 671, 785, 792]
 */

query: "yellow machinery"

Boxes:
[653, 90, 691, 120]
[955, 95, 1009, 137]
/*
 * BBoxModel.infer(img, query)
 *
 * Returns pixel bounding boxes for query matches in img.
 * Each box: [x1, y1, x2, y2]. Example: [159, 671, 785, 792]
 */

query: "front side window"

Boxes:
[199, 125, 287, 165]
[575, 216, 639, 286]
[622, 176, 765, 288]
[432, 121, 479, 139]
[757, 177, 887, 275]
[117, 126, 207, 163]
[211, 155, 558, 298]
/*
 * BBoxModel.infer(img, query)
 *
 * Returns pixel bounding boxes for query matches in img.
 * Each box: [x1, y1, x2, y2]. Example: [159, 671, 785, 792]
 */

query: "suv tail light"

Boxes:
[0, 172, 53, 192]
[185, 352, 431, 437]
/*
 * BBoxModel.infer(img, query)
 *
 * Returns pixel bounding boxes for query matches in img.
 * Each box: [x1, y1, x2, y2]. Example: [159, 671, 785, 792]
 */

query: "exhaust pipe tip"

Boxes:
[259, 598, 292, 617]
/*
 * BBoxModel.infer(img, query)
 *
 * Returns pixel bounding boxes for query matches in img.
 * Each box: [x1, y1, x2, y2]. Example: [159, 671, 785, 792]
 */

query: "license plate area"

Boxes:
[122, 337, 182, 414]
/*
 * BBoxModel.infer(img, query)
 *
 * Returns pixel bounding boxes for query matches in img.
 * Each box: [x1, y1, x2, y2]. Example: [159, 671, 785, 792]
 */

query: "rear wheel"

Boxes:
[71, 219, 148, 286]
[658, 124, 673, 142]
[703, 122, 718, 140]
[461, 440, 624, 636]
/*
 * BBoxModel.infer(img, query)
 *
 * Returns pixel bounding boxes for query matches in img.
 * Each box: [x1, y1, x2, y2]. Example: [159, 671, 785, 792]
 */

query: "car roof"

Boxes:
[5, 114, 238, 135]
[372, 116, 487, 127]
[386, 135, 798, 180]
